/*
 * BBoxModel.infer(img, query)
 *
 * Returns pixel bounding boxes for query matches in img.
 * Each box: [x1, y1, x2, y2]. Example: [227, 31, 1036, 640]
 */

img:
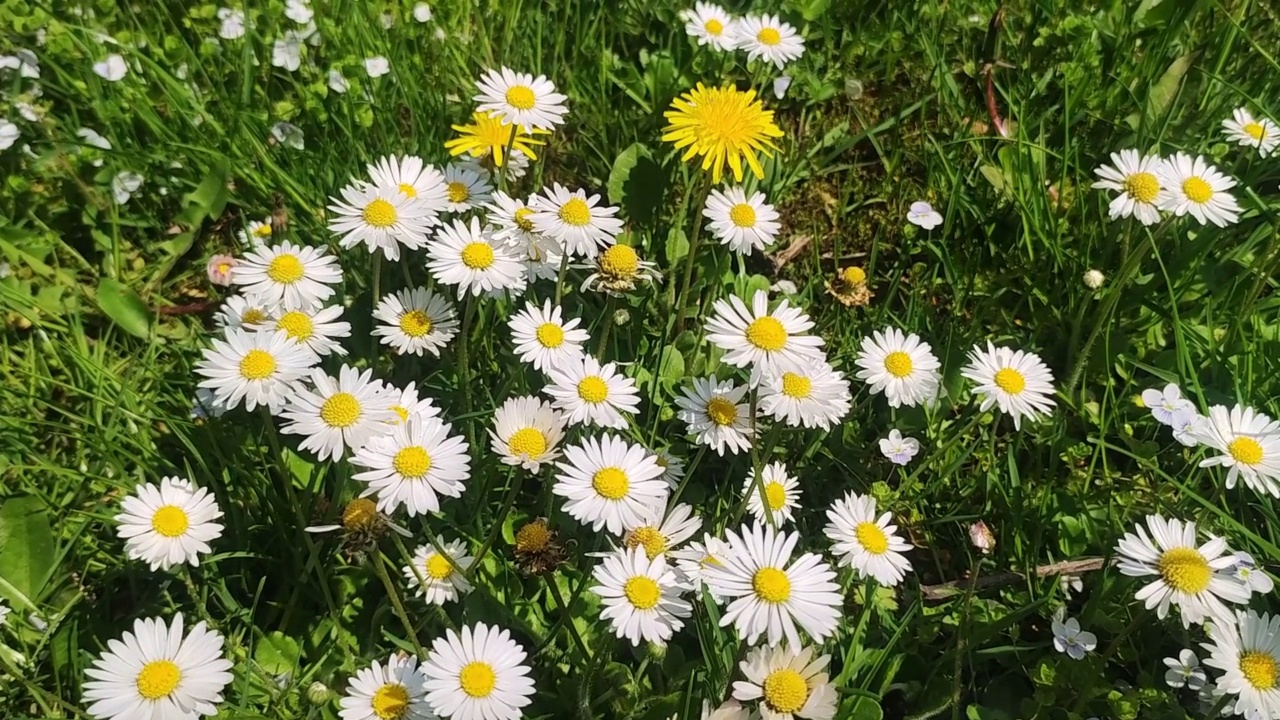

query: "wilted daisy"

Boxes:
[489, 395, 566, 472]
[268, 304, 350, 357]
[675, 377, 753, 455]
[338, 654, 433, 720]
[280, 365, 397, 461]
[1230, 552, 1275, 596]
[529, 183, 624, 259]
[961, 342, 1056, 430]
[854, 327, 941, 408]
[403, 538, 474, 606]
[1222, 108, 1280, 158]
[672, 533, 732, 598]
[824, 491, 912, 586]
[733, 644, 837, 720]
[1142, 383, 1195, 426]
[351, 415, 470, 517]
[683, 2, 737, 51]
[1052, 615, 1097, 660]
[580, 243, 662, 295]
[473, 66, 568, 131]
[1091, 149, 1167, 225]
[1165, 649, 1207, 691]
[704, 522, 842, 647]
[372, 287, 458, 357]
[742, 462, 800, 526]
[83, 614, 233, 720]
[328, 180, 435, 261]
[440, 162, 494, 214]
[213, 293, 270, 330]
[444, 110, 546, 168]
[704, 186, 780, 255]
[1195, 404, 1280, 497]
[758, 361, 851, 430]
[553, 434, 668, 535]
[1114, 514, 1249, 628]
[195, 328, 316, 413]
[1204, 610, 1280, 719]
[544, 355, 641, 429]
[421, 623, 535, 720]
[425, 217, 526, 298]
[591, 546, 691, 646]
[115, 477, 223, 572]
[508, 299, 589, 372]
[734, 14, 806, 70]
[367, 154, 449, 211]
[878, 429, 920, 466]
[706, 290, 825, 381]
[1157, 152, 1242, 227]
[232, 241, 343, 310]
[663, 83, 784, 184]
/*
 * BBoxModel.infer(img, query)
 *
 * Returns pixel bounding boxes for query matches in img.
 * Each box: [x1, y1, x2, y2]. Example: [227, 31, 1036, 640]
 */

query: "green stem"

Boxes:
[595, 295, 616, 359]
[372, 549, 426, 658]
[554, 252, 571, 305]
[951, 554, 982, 720]
[545, 577, 592, 659]
[468, 469, 525, 577]
[0, 650, 88, 718]
[495, 124, 519, 191]
[673, 178, 714, 334]
[1064, 233, 1155, 394]
[456, 295, 477, 424]
[370, 253, 383, 364]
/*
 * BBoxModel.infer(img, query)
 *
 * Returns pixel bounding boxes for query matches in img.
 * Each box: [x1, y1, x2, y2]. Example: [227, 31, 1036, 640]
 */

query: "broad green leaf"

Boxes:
[96, 278, 152, 338]
[253, 631, 302, 675]
[0, 495, 56, 606]
[1128, 53, 1192, 129]
[180, 158, 232, 226]
[849, 697, 883, 720]
[665, 227, 689, 265]
[607, 143, 665, 226]
[658, 346, 684, 387]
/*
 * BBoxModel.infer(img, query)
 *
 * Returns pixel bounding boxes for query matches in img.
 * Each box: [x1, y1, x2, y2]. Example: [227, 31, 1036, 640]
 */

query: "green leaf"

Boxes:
[253, 631, 302, 675]
[0, 495, 56, 607]
[607, 143, 665, 226]
[658, 346, 684, 387]
[1130, 53, 1192, 129]
[665, 227, 689, 265]
[96, 278, 152, 338]
[180, 158, 232, 226]
[849, 697, 883, 720]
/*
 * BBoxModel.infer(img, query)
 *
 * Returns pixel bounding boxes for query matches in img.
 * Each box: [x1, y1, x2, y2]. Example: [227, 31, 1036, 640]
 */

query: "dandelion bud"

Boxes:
[306, 681, 333, 705]
[1083, 269, 1104, 289]
[969, 520, 995, 555]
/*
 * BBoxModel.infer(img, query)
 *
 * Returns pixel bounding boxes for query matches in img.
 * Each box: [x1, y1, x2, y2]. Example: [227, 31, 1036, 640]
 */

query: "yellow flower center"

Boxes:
[241, 308, 266, 325]
[993, 367, 1026, 395]
[757, 27, 782, 46]
[216, 262, 231, 275]
[536, 322, 565, 348]
[1244, 122, 1267, 140]
[592, 467, 629, 500]
[363, 198, 398, 228]
[253, 224, 273, 238]
[1229, 437, 1264, 466]
[135, 660, 181, 700]
[507, 427, 547, 457]
[781, 372, 811, 399]
[704, 18, 724, 35]
[319, 392, 362, 429]
[393, 446, 432, 479]
[459, 661, 497, 698]
[238, 349, 276, 380]
[514, 206, 535, 231]
[705, 397, 738, 426]
[729, 202, 757, 227]
[752, 567, 791, 603]
[266, 254, 304, 284]
[425, 553, 454, 580]
[504, 85, 537, 111]
[391, 406, 409, 424]
[461, 242, 495, 269]
[600, 244, 639, 278]
[558, 197, 592, 227]
[398, 183, 417, 198]
[275, 310, 314, 341]
[883, 350, 914, 378]
[744, 316, 787, 351]
[762, 668, 809, 714]
[151, 505, 190, 538]
[447, 181, 470, 204]
[577, 376, 609, 403]
[1182, 176, 1213, 204]
[399, 310, 433, 337]
[1122, 172, 1160, 204]
[763, 482, 787, 511]
[1157, 547, 1212, 594]
[841, 266, 866, 285]
[856, 521, 890, 554]
[342, 498, 378, 530]
[515, 520, 552, 552]
[1240, 651, 1278, 690]
[371, 683, 409, 719]
[625, 526, 667, 559]
[624, 576, 661, 609]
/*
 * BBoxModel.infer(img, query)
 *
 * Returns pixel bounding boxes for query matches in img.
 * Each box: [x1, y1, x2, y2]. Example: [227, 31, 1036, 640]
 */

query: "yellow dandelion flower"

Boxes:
[444, 111, 547, 168]
[661, 83, 784, 184]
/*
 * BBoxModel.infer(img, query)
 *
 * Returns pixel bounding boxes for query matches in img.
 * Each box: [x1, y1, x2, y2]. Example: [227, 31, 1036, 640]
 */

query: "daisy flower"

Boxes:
[194, 328, 316, 413]
[191, 387, 230, 421]
[444, 110, 547, 168]
[704, 522, 842, 647]
[653, 449, 686, 489]
[734, 14, 806, 70]
[1114, 514, 1249, 628]
[425, 217, 526, 298]
[1090, 149, 1167, 226]
[683, 2, 737, 51]
[268, 303, 350, 357]
[879, 429, 920, 465]
[0, 599, 7, 626]
[662, 83, 784, 185]
[232, 241, 343, 311]
[1204, 610, 1280, 719]
[489, 395, 566, 472]
[508, 299, 589, 372]
[1051, 615, 1097, 660]
[552, 434, 668, 535]
[83, 614, 233, 720]
[1164, 649, 1207, 691]
[115, 477, 223, 571]
[621, 502, 703, 560]
[280, 365, 397, 461]
[372, 287, 458, 357]
[579, 243, 662, 295]
[213, 293, 271, 330]
[1230, 552, 1275, 596]
[854, 327, 941, 408]
[1157, 152, 1243, 227]
[402, 538, 474, 606]
[742, 462, 801, 526]
[529, 183, 624, 259]
[351, 415, 470, 517]
[906, 200, 944, 229]
[206, 254, 236, 286]
[824, 491, 913, 586]
[1142, 383, 1195, 426]
[672, 533, 732, 599]
[543, 355, 641, 429]
[338, 654, 434, 720]
[473, 67, 568, 132]
[327, 179, 435, 260]
[961, 342, 1056, 430]
[704, 186, 780, 255]
[366, 154, 449, 212]
[675, 377, 753, 455]
[1221, 108, 1280, 158]
[757, 360, 852, 430]
[591, 546, 691, 646]
[440, 163, 494, 214]
[733, 644, 837, 720]
[238, 218, 274, 246]
[386, 382, 441, 427]
[485, 192, 562, 277]
[1195, 404, 1280, 497]
[421, 623, 536, 720]
[705, 290, 825, 382]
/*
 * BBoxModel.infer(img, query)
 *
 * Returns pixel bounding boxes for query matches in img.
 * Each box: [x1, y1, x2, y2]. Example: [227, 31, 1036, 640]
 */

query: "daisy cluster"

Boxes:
[680, 2, 806, 70]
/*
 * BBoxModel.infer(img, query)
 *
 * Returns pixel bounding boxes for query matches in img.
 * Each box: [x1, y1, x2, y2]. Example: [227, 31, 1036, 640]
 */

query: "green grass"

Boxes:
[2, 0, 1280, 718]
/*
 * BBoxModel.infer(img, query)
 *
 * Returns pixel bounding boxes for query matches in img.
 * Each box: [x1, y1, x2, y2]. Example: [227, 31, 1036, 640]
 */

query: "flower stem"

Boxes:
[673, 177, 714, 335]
[372, 549, 426, 658]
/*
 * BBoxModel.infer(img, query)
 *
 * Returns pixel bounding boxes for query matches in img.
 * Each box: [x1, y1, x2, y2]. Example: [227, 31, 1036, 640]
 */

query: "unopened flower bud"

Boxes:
[306, 681, 333, 705]
[969, 520, 995, 555]
[1083, 269, 1104, 290]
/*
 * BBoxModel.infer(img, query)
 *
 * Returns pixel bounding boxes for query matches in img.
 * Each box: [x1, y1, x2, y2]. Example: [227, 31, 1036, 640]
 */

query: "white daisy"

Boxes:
[1157, 152, 1243, 227]
[338, 654, 434, 720]
[1230, 552, 1275, 596]
[1114, 514, 1249, 628]
[421, 622, 535, 720]
[1204, 610, 1280, 719]
[213, 293, 271, 330]
[486, 191, 562, 278]
[543, 354, 641, 429]
[854, 327, 941, 408]
[402, 538, 474, 606]
[705, 290, 825, 382]
[327, 179, 435, 260]
[552, 434, 668, 535]
[367, 154, 449, 211]
[191, 387, 230, 421]
[1091, 149, 1168, 225]
[734, 14, 805, 69]
[619, 502, 703, 560]
[83, 614, 233, 720]
[733, 644, 837, 720]
[529, 183, 624, 259]
[591, 546, 691, 646]
[682, 2, 737, 51]
[425, 217, 526, 298]
[488, 395, 566, 472]
[194, 328, 316, 413]
[441, 163, 494, 214]
[1142, 383, 1195, 426]
[232, 241, 344, 310]
[672, 533, 732, 599]
[704, 522, 842, 647]
[960, 342, 1056, 430]
[115, 477, 223, 572]
[675, 377, 753, 456]
[758, 360, 851, 430]
[704, 186, 780, 255]
[268, 303, 350, 357]
[906, 201, 943, 229]
[351, 415, 470, 517]
[508, 299, 589, 372]
[238, 218, 274, 247]
[1195, 404, 1280, 497]
[1222, 108, 1280, 158]
[372, 287, 459, 357]
[653, 449, 686, 490]
[387, 381, 442, 425]
[824, 491, 913, 586]
[878, 429, 920, 465]
[280, 365, 397, 461]
[1051, 615, 1097, 660]
[1164, 649, 1207, 691]
[742, 462, 801, 526]
[473, 67, 568, 132]
[0, 599, 7, 626]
